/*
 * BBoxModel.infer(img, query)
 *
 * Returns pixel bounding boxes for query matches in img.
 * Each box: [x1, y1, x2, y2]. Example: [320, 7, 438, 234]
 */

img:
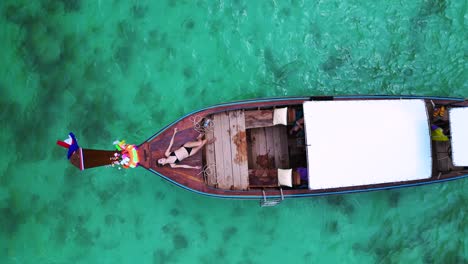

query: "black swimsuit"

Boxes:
[170, 147, 193, 164]
[185, 146, 193, 155]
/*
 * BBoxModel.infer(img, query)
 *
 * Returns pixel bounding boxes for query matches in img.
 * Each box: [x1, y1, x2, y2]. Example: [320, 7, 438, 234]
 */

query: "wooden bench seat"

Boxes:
[244, 108, 297, 129]
[245, 110, 274, 129]
[248, 169, 301, 188]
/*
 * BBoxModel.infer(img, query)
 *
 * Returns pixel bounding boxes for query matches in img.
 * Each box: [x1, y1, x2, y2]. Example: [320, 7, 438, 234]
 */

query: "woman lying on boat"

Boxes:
[157, 128, 213, 169]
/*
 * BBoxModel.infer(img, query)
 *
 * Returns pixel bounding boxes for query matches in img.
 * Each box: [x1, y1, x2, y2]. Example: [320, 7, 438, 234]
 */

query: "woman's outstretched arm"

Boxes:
[165, 128, 178, 157]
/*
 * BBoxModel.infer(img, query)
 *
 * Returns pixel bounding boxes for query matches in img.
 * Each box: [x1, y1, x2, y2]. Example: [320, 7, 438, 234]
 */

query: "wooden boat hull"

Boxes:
[137, 95, 468, 199]
[70, 148, 121, 170]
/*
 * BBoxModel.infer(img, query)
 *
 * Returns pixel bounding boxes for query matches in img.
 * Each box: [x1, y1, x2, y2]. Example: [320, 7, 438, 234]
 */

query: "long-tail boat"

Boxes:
[59, 95, 468, 206]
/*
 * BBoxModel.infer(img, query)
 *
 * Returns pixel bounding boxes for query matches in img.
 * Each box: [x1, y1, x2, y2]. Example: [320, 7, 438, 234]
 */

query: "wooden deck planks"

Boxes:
[220, 113, 234, 189]
[246, 126, 290, 187]
[204, 120, 217, 186]
[247, 131, 254, 169]
[210, 111, 250, 190]
[213, 114, 227, 189]
[265, 127, 276, 167]
[275, 126, 289, 169]
[275, 126, 290, 168]
[249, 126, 290, 170]
[229, 111, 242, 189]
[272, 126, 283, 168]
[213, 112, 234, 189]
[236, 111, 249, 190]
[228, 110, 249, 190]
[250, 128, 267, 169]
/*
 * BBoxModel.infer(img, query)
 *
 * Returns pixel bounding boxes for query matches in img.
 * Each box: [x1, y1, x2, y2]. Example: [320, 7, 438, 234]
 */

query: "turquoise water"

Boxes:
[1, 0, 467, 263]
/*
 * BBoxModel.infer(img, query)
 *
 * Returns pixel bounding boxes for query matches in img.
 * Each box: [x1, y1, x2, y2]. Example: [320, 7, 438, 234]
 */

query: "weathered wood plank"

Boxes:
[236, 110, 249, 190]
[220, 112, 234, 189]
[247, 130, 254, 168]
[272, 126, 283, 168]
[250, 128, 267, 169]
[213, 114, 227, 189]
[229, 111, 242, 190]
[265, 127, 276, 168]
[245, 110, 273, 129]
[277, 126, 290, 168]
[204, 117, 217, 186]
[250, 129, 259, 169]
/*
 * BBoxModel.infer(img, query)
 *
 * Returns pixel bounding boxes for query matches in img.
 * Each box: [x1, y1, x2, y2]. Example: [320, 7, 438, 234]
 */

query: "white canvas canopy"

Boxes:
[449, 107, 468, 166]
[303, 99, 432, 190]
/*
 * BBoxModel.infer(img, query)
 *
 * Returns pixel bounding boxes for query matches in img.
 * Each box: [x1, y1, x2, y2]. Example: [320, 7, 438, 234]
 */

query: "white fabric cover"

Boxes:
[277, 169, 292, 187]
[449, 107, 468, 166]
[304, 100, 432, 189]
[273, 107, 288, 125]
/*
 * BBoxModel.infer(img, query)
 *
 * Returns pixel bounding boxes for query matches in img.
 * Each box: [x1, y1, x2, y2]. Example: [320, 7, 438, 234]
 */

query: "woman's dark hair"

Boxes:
[156, 161, 163, 167]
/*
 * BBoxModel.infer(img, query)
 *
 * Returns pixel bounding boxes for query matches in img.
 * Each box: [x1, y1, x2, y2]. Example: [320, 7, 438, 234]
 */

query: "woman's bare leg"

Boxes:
[187, 139, 207, 156]
[183, 139, 205, 148]
[182, 134, 216, 156]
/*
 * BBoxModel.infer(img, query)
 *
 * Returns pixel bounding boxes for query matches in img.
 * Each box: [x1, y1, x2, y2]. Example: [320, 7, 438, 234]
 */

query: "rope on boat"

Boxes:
[190, 115, 214, 135]
[198, 163, 216, 183]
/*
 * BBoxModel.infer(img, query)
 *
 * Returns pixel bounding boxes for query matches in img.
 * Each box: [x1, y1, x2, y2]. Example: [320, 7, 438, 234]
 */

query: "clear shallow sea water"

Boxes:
[0, 0, 467, 263]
